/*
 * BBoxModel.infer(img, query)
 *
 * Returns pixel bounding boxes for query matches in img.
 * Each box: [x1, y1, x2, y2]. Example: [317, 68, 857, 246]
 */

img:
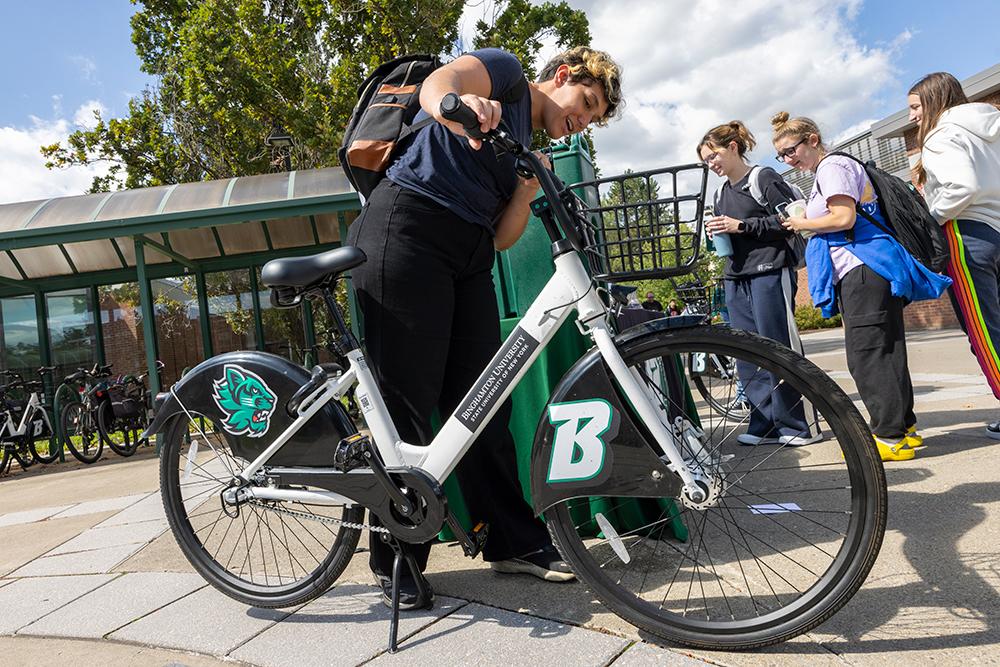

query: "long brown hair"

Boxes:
[909, 72, 968, 184]
[696, 120, 756, 160]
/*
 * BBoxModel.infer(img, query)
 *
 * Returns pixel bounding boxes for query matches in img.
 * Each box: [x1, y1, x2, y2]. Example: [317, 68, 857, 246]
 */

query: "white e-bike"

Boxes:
[151, 94, 886, 652]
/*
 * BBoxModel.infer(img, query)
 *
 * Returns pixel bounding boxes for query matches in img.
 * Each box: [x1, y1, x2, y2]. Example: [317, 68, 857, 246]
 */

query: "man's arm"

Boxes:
[419, 55, 499, 150]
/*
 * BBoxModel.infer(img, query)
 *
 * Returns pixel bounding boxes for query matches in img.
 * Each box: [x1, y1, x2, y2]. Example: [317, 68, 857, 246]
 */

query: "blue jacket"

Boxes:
[806, 215, 952, 317]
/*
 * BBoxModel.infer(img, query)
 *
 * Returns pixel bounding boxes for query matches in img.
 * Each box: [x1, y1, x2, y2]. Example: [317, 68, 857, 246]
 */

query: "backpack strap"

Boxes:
[398, 74, 529, 142]
[746, 165, 767, 208]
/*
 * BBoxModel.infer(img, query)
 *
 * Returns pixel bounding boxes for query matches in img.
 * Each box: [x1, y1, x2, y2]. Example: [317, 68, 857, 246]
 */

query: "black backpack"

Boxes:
[338, 54, 528, 200]
[822, 151, 950, 273]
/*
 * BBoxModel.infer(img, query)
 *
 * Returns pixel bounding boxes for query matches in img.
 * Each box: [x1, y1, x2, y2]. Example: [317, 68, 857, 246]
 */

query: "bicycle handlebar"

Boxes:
[438, 93, 585, 252]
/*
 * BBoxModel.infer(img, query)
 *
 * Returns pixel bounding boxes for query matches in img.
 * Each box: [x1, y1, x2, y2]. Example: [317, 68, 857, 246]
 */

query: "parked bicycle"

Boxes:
[59, 363, 114, 464]
[0, 367, 59, 474]
[97, 361, 165, 457]
[150, 94, 886, 653]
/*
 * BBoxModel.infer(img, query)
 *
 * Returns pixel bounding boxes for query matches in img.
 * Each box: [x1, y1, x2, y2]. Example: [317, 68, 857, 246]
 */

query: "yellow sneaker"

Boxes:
[874, 435, 915, 461]
[904, 425, 924, 449]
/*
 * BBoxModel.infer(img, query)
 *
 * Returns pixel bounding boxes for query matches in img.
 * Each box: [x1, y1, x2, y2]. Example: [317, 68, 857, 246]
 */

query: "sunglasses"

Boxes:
[775, 138, 807, 161]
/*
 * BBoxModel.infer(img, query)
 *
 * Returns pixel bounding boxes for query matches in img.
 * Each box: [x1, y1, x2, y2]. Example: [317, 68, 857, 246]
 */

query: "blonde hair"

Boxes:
[696, 120, 756, 160]
[908, 72, 969, 185]
[539, 46, 623, 125]
[770, 111, 825, 150]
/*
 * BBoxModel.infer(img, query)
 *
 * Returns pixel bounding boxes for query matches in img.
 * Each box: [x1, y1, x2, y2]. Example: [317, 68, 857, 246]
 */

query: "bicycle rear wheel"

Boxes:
[545, 325, 886, 650]
[160, 412, 363, 608]
[61, 402, 104, 464]
[97, 402, 140, 457]
[29, 415, 61, 464]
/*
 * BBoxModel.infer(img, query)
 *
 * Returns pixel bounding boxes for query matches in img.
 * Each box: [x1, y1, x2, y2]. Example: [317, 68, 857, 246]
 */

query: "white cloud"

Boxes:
[70, 55, 100, 85]
[582, 0, 907, 178]
[0, 101, 110, 205]
[73, 99, 108, 130]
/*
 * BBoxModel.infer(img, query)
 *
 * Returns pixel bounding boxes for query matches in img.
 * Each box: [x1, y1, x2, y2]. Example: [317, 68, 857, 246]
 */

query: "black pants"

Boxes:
[345, 179, 550, 577]
[836, 265, 916, 440]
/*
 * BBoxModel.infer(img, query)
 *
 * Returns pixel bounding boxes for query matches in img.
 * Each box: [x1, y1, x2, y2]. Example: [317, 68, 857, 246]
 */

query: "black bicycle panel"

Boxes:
[145, 351, 357, 467]
[530, 346, 683, 515]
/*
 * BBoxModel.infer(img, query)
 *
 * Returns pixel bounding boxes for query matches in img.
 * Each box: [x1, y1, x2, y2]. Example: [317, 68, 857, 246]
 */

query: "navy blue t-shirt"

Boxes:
[386, 48, 532, 232]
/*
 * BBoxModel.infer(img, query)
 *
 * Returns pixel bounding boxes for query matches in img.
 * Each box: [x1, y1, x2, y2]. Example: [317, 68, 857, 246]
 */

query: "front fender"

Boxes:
[145, 351, 357, 467]
[530, 320, 701, 515]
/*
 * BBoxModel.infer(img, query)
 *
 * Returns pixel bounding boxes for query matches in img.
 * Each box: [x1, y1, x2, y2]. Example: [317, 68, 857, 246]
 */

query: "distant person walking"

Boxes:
[697, 120, 816, 446]
[773, 112, 951, 461]
[642, 291, 664, 311]
[908, 72, 1000, 439]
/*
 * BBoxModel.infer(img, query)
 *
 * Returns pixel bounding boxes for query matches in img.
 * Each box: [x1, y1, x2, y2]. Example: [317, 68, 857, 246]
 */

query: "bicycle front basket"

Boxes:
[567, 164, 709, 281]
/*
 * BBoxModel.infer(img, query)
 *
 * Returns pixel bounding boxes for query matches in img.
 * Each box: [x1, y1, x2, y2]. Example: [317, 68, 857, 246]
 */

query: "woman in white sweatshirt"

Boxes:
[909, 71, 1000, 438]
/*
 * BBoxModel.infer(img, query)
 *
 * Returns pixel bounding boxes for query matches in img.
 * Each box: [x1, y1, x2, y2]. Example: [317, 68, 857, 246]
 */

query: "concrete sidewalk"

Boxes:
[2, 327, 1000, 666]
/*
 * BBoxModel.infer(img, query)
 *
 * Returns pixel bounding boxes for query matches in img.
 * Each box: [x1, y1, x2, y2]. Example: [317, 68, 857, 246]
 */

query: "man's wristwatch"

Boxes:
[737, 221, 746, 232]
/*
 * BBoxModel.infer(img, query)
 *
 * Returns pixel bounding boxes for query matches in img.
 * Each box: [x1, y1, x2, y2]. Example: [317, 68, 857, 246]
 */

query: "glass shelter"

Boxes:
[0, 168, 361, 395]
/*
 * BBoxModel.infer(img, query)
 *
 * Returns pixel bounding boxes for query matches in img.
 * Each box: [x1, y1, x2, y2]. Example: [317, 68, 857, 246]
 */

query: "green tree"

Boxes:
[42, 0, 592, 191]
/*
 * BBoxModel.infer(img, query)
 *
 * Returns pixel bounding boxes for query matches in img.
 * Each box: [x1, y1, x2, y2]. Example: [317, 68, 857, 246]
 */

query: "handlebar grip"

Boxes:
[439, 93, 486, 140]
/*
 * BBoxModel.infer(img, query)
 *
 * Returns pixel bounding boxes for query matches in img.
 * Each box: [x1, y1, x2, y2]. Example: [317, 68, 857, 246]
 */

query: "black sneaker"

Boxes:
[987, 421, 1000, 440]
[377, 573, 434, 611]
[490, 545, 576, 582]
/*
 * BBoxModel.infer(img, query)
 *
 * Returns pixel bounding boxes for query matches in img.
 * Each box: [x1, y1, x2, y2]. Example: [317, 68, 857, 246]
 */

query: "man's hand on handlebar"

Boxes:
[518, 151, 551, 193]
[437, 93, 501, 150]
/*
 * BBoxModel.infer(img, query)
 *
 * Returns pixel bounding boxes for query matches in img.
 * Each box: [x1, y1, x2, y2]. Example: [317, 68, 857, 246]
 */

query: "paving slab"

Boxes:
[9, 543, 144, 577]
[611, 642, 713, 666]
[0, 574, 115, 634]
[110, 584, 290, 655]
[0, 511, 116, 577]
[366, 602, 628, 666]
[47, 519, 169, 555]
[0, 635, 239, 667]
[97, 493, 166, 527]
[20, 572, 206, 639]
[0, 504, 74, 528]
[48, 493, 150, 520]
[230, 582, 465, 667]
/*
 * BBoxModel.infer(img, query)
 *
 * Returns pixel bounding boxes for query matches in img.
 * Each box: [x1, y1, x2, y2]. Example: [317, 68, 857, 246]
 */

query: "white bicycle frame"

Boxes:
[0, 391, 51, 440]
[221, 249, 703, 507]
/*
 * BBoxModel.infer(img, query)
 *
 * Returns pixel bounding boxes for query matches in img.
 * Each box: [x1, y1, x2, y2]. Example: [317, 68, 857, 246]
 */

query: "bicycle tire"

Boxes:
[30, 412, 61, 464]
[0, 445, 10, 475]
[690, 354, 751, 420]
[160, 412, 363, 608]
[97, 401, 140, 457]
[544, 325, 886, 650]
[61, 401, 104, 464]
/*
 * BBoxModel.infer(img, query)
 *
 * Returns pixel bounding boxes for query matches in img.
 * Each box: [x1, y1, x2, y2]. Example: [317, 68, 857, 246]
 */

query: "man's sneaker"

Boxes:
[736, 433, 780, 446]
[904, 425, 924, 448]
[490, 545, 576, 582]
[873, 435, 915, 462]
[987, 422, 1000, 440]
[778, 432, 823, 446]
[377, 574, 434, 611]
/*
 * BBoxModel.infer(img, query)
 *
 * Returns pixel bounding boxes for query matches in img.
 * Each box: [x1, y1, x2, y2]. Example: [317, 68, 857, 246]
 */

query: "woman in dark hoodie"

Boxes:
[697, 121, 817, 447]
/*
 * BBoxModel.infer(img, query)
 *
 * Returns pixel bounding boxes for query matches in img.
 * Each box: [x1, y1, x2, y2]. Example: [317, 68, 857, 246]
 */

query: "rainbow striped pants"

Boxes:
[944, 219, 1000, 401]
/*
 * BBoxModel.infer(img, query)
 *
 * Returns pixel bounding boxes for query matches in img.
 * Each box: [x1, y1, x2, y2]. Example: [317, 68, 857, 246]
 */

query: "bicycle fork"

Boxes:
[590, 325, 709, 504]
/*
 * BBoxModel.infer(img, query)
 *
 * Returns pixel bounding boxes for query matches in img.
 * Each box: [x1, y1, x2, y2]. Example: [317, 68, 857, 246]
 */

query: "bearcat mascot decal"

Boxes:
[211, 364, 277, 438]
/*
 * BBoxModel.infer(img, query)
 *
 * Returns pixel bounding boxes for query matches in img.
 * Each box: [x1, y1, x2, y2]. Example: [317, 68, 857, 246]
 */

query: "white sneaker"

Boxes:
[736, 433, 780, 446]
[778, 433, 823, 446]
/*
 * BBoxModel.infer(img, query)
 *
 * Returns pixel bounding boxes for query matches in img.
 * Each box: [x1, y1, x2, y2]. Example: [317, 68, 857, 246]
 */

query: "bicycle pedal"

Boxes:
[333, 433, 370, 471]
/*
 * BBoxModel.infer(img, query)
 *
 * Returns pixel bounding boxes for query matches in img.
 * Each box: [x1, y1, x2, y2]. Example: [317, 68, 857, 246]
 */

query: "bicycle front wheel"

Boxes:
[545, 325, 886, 650]
[61, 402, 104, 464]
[160, 412, 363, 608]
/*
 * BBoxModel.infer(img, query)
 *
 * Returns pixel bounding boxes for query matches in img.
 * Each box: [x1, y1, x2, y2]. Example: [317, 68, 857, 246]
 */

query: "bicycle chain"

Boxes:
[246, 499, 389, 534]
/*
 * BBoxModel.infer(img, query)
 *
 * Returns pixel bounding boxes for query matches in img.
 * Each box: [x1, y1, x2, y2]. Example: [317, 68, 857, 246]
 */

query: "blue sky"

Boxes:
[0, 0, 998, 201]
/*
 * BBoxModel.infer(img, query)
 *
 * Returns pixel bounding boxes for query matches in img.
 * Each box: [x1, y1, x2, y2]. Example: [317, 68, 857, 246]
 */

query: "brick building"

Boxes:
[783, 62, 1000, 329]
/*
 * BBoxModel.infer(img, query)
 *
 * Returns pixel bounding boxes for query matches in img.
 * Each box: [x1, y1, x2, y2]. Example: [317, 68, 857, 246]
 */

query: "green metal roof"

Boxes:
[0, 168, 360, 281]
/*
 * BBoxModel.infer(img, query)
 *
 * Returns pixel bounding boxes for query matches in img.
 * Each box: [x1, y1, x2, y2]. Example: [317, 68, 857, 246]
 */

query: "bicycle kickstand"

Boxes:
[381, 532, 431, 653]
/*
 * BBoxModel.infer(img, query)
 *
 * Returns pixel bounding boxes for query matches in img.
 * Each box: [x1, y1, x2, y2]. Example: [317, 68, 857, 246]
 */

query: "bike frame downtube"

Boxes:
[417, 252, 597, 481]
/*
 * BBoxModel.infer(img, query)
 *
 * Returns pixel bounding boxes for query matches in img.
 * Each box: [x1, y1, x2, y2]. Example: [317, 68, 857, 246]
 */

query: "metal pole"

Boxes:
[249, 267, 265, 352]
[91, 285, 106, 366]
[134, 238, 160, 396]
[196, 270, 213, 359]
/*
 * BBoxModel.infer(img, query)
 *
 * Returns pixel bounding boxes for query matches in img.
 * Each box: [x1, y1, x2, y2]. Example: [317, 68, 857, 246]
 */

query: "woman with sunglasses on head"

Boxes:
[697, 121, 817, 447]
[908, 72, 1000, 439]
[773, 112, 951, 461]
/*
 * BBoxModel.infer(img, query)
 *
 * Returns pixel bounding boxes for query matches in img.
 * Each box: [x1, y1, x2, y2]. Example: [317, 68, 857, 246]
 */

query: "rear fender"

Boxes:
[144, 351, 356, 467]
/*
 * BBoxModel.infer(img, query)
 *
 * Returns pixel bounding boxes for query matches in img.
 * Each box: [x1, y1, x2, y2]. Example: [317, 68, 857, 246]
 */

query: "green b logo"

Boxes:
[211, 364, 277, 438]
[546, 399, 612, 483]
